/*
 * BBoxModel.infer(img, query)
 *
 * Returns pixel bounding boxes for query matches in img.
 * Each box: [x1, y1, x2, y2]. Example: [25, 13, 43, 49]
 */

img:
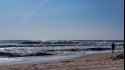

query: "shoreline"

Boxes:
[0, 52, 124, 70]
[0, 50, 119, 65]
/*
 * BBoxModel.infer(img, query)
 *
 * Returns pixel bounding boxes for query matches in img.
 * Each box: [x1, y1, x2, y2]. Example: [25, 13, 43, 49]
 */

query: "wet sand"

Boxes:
[0, 52, 124, 70]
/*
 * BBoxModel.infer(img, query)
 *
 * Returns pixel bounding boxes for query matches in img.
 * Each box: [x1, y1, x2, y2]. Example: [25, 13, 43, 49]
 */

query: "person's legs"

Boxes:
[112, 49, 114, 53]
[112, 47, 114, 53]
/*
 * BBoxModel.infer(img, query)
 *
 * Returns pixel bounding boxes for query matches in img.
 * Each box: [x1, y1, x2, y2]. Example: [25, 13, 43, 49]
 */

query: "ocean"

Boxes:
[0, 40, 124, 64]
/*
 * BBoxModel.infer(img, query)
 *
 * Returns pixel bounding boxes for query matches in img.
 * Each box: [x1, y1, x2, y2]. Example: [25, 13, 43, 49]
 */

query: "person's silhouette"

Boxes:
[111, 42, 116, 53]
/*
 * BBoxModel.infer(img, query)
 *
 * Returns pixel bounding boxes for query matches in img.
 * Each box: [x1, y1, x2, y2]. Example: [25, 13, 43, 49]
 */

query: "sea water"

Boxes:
[0, 45, 123, 65]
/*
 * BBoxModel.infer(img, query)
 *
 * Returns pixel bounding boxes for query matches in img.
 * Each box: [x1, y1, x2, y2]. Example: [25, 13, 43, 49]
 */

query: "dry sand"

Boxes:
[0, 52, 124, 70]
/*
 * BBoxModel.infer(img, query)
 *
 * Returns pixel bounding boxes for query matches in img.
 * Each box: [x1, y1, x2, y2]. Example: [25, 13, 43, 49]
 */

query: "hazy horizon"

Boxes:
[0, 38, 124, 41]
[0, 0, 124, 40]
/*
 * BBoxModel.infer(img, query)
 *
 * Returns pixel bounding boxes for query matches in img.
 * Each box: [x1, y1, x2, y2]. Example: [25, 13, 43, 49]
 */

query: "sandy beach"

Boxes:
[0, 52, 124, 70]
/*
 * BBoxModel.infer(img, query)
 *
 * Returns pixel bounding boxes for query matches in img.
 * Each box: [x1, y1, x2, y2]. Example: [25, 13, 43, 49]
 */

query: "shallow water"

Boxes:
[0, 45, 123, 65]
[0, 54, 85, 65]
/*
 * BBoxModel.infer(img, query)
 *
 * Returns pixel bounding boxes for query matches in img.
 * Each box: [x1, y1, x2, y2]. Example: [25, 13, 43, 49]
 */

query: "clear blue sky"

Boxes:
[0, 0, 124, 40]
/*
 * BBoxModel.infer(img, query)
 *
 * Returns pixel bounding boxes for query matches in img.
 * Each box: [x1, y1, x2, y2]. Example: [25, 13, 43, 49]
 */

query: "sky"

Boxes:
[0, 0, 124, 40]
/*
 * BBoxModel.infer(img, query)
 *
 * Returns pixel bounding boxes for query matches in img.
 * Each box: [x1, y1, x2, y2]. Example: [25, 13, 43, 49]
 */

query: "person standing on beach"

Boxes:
[111, 42, 116, 53]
